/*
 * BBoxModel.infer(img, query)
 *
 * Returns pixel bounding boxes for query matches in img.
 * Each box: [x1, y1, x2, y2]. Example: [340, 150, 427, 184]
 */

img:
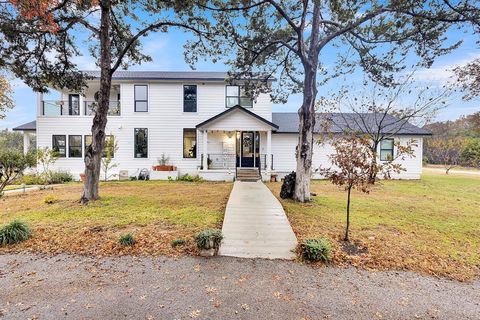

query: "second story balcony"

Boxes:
[42, 100, 121, 116]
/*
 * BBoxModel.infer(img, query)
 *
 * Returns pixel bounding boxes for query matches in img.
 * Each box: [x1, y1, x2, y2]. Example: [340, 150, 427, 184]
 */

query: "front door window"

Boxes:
[237, 131, 259, 168]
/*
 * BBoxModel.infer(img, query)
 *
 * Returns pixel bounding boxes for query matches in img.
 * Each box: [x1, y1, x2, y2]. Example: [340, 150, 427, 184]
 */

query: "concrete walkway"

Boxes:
[219, 181, 298, 259]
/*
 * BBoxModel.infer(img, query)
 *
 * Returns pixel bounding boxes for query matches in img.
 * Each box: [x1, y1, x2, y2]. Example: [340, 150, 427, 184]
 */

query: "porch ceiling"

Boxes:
[196, 105, 279, 131]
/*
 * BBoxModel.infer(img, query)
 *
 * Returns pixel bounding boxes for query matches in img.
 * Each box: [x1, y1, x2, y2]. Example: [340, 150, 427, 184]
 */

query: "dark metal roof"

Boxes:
[83, 71, 275, 82]
[12, 120, 36, 131]
[272, 113, 431, 135]
[197, 105, 279, 129]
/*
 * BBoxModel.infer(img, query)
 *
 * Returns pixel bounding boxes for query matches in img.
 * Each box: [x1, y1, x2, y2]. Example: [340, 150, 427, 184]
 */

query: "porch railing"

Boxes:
[84, 101, 121, 116]
[206, 153, 236, 170]
[42, 100, 78, 116]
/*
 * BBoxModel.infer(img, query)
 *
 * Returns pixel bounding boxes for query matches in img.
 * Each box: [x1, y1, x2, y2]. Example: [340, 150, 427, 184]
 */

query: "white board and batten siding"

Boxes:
[271, 134, 424, 180]
[36, 81, 273, 179]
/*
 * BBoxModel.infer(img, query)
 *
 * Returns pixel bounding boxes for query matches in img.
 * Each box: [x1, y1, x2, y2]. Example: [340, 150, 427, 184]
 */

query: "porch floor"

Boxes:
[218, 181, 298, 259]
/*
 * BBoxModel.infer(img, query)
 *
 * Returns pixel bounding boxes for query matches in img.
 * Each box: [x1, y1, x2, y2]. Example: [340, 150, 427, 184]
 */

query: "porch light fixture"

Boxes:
[227, 131, 234, 139]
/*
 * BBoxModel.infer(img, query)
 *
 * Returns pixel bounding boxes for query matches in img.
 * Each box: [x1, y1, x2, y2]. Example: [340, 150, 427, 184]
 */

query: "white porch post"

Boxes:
[266, 130, 272, 173]
[23, 132, 30, 155]
[202, 129, 208, 170]
[36, 92, 43, 116]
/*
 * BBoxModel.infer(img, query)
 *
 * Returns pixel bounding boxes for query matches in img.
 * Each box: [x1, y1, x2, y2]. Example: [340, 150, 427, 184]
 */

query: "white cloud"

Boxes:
[412, 52, 480, 83]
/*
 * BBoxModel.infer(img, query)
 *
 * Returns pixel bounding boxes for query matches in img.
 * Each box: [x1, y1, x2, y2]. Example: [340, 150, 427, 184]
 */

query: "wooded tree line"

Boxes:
[424, 112, 480, 172]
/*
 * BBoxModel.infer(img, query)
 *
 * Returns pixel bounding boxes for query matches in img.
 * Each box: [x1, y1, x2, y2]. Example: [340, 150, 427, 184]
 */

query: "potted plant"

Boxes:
[152, 153, 175, 171]
[195, 229, 223, 257]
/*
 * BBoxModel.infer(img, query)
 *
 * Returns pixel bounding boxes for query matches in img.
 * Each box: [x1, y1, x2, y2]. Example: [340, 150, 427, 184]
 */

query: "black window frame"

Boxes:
[52, 135, 66, 158]
[134, 128, 148, 158]
[134, 85, 148, 112]
[225, 85, 253, 108]
[84, 135, 115, 158]
[183, 85, 197, 112]
[68, 135, 83, 158]
[380, 138, 395, 161]
[183, 128, 197, 159]
[68, 94, 80, 115]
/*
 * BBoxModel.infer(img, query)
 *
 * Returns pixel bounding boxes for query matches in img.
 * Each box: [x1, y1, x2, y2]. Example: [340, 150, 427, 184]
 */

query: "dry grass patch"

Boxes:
[268, 172, 480, 281]
[0, 180, 232, 256]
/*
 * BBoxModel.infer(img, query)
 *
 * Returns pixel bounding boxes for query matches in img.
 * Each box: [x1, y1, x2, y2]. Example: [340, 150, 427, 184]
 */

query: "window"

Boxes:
[52, 135, 66, 158]
[183, 85, 197, 112]
[85, 135, 115, 158]
[226, 85, 253, 108]
[68, 135, 82, 158]
[68, 94, 80, 115]
[134, 85, 148, 112]
[183, 129, 197, 158]
[380, 139, 394, 161]
[134, 128, 148, 158]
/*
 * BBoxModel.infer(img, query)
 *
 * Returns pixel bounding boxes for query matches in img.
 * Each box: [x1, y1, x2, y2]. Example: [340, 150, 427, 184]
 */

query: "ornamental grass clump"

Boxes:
[301, 238, 331, 262]
[0, 220, 31, 246]
[195, 229, 223, 256]
[43, 194, 57, 204]
[119, 233, 135, 246]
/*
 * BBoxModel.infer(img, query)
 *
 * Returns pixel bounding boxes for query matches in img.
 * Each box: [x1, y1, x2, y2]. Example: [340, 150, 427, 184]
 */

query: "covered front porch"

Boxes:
[195, 106, 278, 181]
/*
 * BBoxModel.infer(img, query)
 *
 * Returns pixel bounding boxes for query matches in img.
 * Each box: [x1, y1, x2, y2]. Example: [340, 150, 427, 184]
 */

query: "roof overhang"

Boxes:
[12, 120, 36, 132]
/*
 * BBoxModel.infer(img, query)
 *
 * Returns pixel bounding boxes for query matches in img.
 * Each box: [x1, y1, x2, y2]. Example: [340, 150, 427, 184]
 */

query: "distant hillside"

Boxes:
[424, 112, 480, 138]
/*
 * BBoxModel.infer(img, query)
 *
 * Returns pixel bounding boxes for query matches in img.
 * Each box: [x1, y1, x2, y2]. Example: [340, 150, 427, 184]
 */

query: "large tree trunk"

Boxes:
[293, 66, 317, 202]
[80, 0, 112, 204]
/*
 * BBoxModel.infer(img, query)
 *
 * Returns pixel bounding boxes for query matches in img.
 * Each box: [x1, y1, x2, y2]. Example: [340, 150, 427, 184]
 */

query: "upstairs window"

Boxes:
[134, 85, 148, 112]
[183, 129, 197, 158]
[52, 135, 66, 158]
[68, 135, 82, 158]
[380, 139, 394, 161]
[134, 128, 148, 158]
[226, 85, 253, 108]
[183, 85, 197, 112]
[68, 94, 80, 115]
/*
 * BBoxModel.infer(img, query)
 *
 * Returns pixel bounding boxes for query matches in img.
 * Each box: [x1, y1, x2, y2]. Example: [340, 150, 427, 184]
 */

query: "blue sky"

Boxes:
[1, 23, 479, 130]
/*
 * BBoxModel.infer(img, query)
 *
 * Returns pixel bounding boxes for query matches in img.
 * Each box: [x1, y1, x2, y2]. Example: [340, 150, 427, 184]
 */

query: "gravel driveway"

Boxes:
[1, 254, 479, 319]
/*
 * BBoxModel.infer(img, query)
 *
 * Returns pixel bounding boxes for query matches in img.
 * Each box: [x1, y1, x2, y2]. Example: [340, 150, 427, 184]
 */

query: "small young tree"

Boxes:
[101, 136, 118, 182]
[36, 147, 58, 182]
[427, 137, 467, 174]
[0, 149, 36, 194]
[319, 134, 414, 241]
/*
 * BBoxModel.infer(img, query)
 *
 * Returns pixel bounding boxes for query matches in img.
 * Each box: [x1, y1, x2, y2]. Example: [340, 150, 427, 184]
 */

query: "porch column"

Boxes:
[266, 130, 272, 173]
[202, 129, 208, 170]
[23, 132, 30, 155]
[36, 92, 43, 116]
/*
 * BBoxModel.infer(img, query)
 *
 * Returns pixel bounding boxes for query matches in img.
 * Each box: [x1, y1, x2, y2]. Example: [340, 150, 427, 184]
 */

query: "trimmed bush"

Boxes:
[177, 174, 204, 182]
[195, 229, 223, 252]
[43, 195, 57, 204]
[15, 174, 46, 185]
[0, 220, 31, 246]
[119, 233, 135, 246]
[48, 170, 73, 184]
[301, 238, 331, 262]
[171, 238, 187, 247]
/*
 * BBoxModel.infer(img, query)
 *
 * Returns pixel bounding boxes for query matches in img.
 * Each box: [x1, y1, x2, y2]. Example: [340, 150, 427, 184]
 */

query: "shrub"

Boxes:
[48, 170, 73, 184]
[171, 238, 187, 247]
[178, 174, 204, 182]
[43, 194, 57, 204]
[195, 229, 223, 251]
[0, 220, 31, 246]
[15, 174, 46, 185]
[119, 233, 135, 246]
[301, 238, 331, 262]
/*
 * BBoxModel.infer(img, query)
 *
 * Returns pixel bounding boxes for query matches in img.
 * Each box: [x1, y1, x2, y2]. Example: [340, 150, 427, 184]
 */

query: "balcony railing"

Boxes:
[42, 100, 121, 116]
[42, 100, 78, 116]
[84, 101, 121, 116]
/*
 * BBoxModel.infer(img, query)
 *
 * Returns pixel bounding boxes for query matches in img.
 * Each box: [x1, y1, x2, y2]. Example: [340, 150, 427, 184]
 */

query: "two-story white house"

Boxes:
[13, 71, 430, 181]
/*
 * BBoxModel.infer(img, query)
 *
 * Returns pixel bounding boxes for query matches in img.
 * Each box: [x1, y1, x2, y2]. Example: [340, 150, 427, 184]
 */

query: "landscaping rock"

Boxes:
[280, 171, 296, 199]
[200, 249, 215, 257]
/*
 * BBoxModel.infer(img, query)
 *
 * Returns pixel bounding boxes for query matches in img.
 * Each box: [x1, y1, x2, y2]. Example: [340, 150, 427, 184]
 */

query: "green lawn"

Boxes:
[267, 172, 480, 281]
[0, 180, 232, 256]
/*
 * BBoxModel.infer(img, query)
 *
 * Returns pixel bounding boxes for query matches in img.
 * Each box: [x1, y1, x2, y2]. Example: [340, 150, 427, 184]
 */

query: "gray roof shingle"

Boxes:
[272, 113, 431, 135]
[12, 120, 36, 131]
[83, 71, 275, 82]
